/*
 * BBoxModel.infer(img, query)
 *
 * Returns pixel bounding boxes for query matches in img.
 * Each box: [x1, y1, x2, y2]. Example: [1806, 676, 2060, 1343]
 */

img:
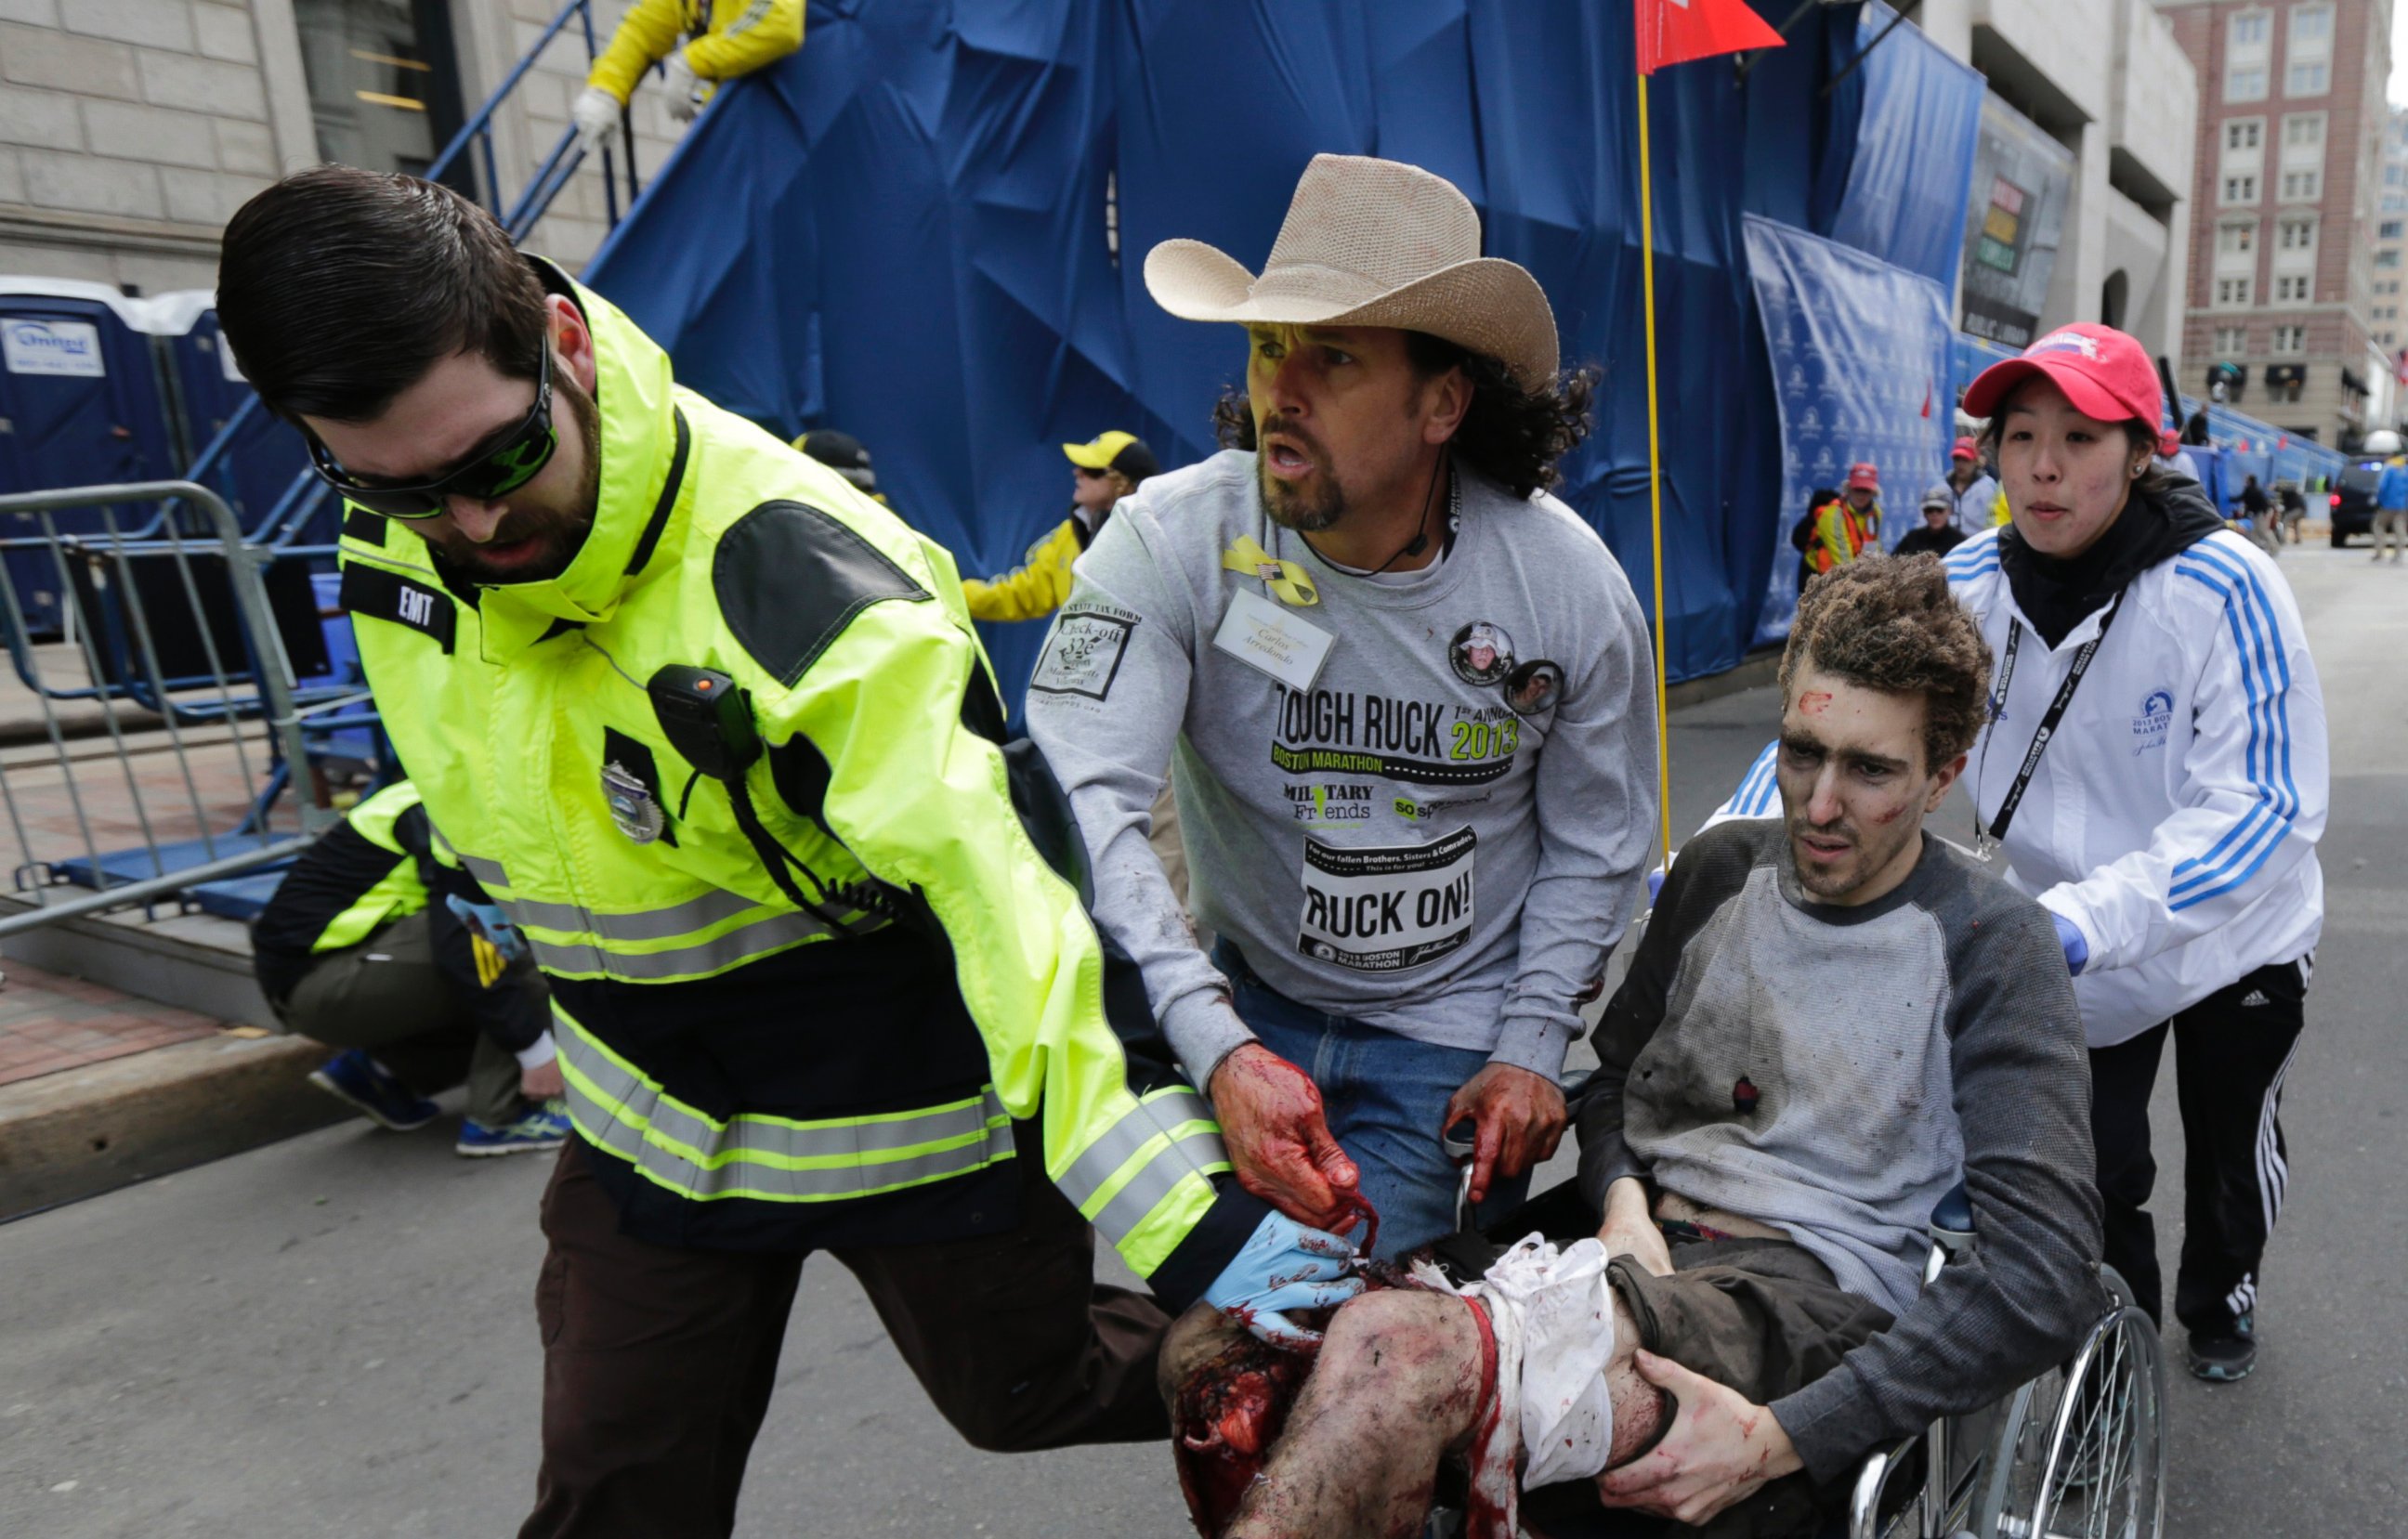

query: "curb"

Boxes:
[0, 1030, 346, 1222]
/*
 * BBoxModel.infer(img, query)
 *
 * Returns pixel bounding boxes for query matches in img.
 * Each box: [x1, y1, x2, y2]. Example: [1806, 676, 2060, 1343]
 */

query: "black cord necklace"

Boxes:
[1302, 450, 1450, 577]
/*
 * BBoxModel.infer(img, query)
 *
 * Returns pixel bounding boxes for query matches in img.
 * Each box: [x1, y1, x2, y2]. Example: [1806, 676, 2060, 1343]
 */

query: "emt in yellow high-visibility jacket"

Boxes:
[215, 166, 1360, 1539]
[569, 0, 803, 150]
[962, 431, 1160, 623]
[1807, 461, 1884, 576]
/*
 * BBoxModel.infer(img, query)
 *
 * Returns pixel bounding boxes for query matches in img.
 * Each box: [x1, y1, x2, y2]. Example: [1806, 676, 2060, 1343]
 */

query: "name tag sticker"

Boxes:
[1212, 586, 1334, 692]
[1296, 827, 1476, 973]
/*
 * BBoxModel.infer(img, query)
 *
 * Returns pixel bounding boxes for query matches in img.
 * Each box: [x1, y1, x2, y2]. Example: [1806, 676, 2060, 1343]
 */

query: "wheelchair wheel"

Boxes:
[1972, 1265, 2166, 1539]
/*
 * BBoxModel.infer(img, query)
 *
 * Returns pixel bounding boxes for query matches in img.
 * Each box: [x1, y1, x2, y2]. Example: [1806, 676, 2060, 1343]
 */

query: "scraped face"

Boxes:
[1776, 659, 1956, 906]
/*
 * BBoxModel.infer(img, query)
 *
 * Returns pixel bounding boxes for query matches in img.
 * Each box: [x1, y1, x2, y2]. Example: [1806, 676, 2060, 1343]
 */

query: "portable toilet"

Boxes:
[145, 289, 318, 544]
[0, 278, 180, 636]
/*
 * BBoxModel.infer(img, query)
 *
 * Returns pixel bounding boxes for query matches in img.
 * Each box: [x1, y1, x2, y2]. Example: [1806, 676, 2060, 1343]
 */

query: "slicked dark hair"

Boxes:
[1781, 554, 1992, 774]
[1211, 332, 1599, 500]
[216, 165, 549, 423]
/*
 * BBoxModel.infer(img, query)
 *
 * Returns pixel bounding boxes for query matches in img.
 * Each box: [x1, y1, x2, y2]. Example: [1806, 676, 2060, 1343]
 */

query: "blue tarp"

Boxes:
[586, 0, 1982, 692]
[1743, 215, 1955, 643]
[1826, 2, 1983, 296]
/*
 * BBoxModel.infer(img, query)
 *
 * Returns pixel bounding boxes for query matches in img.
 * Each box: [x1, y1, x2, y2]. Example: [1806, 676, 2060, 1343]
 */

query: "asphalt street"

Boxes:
[2, 543, 2401, 1537]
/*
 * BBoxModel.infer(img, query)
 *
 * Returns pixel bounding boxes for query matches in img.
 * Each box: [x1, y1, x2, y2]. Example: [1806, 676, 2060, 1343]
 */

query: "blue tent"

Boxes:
[585, 0, 1982, 695]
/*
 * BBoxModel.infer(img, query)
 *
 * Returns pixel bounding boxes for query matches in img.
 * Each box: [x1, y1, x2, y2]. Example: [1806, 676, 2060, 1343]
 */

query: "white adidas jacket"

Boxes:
[1713, 527, 2325, 1047]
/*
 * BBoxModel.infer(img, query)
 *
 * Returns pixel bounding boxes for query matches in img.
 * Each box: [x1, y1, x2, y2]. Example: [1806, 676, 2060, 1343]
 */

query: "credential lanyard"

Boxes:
[1979, 593, 2123, 858]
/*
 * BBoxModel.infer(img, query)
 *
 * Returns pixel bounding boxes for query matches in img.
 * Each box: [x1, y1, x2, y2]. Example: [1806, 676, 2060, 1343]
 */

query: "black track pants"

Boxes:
[2087, 956, 2310, 1335]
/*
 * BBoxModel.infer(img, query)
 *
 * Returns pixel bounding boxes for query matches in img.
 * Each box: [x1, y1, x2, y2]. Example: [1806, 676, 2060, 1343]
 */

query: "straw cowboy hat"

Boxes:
[1144, 153, 1560, 390]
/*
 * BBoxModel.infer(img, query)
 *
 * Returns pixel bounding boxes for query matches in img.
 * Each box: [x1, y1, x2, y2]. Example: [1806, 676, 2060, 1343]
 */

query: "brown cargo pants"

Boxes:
[517, 1128, 1174, 1539]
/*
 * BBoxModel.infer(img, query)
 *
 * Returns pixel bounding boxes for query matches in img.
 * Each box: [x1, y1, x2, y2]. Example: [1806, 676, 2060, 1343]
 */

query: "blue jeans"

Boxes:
[1215, 942, 1532, 1260]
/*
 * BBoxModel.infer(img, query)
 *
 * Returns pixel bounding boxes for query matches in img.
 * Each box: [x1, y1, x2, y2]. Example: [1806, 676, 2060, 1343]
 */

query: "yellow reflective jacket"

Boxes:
[334, 266, 1252, 1296]
[1807, 497, 1879, 574]
[962, 513, 1098, 623]
[586, 0, 805, 105]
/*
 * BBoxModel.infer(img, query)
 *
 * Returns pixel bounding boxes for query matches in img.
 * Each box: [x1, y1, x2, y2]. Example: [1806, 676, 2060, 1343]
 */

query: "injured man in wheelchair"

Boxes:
[1162, 557, 2109, 1539]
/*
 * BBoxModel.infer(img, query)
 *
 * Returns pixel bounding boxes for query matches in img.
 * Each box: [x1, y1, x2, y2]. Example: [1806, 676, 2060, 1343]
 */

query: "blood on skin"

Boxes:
[1799, 690, 1834, 714]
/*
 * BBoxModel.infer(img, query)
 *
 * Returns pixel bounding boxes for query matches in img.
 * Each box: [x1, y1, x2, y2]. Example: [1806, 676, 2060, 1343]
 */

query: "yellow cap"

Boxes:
[1063, 430, 1141, 469]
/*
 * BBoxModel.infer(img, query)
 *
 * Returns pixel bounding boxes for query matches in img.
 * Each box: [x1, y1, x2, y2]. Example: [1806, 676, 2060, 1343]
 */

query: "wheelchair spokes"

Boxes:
[1982, 1282, 2166, 1539]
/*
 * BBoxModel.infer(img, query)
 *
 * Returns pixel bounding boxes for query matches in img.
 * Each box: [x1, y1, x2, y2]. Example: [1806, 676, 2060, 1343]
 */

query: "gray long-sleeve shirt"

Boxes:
[1576, 820, 2106, 1484]
[1024, 450, 1657, 1083]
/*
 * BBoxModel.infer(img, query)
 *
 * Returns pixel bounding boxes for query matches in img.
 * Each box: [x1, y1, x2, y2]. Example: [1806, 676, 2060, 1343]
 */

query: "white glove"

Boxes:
[569, 85, 621, 154]
[663, 51, 702, 122]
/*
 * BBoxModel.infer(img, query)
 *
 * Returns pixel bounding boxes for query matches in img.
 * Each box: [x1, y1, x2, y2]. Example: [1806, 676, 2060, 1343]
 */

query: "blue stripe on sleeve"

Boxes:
[2167, 544, 2299, 909]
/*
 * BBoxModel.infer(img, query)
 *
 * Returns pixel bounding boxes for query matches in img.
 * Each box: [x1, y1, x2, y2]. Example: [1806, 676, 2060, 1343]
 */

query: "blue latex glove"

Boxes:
[446, 893, 530, 964]
[2052, 912, 2088, 976]
[1646, 867, 1666, 904]
[1204, 1211, 1364, 1350]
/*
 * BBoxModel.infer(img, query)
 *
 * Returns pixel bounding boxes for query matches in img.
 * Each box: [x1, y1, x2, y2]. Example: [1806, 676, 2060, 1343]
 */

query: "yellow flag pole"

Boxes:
[1636, 69, 1674, 875]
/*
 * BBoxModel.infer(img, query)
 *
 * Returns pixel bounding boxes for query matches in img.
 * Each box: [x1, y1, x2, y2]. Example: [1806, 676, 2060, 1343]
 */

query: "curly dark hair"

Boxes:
[1781, 554, 1991, 773]
[1210, 332, 1598, 500]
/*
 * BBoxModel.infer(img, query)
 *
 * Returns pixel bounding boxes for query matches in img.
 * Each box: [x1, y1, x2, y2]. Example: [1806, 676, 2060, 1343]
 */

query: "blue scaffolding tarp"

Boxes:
[586, 0, 1983, 691]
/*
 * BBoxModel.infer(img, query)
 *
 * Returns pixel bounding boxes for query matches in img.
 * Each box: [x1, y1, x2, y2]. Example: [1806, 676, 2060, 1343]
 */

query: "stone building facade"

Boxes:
[2162, 0, 2394, 446]
[0, 0, 692, 295]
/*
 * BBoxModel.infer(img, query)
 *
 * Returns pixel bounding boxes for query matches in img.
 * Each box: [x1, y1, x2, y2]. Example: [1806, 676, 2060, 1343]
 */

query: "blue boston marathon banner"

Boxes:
[1743, 214, 1955, 645]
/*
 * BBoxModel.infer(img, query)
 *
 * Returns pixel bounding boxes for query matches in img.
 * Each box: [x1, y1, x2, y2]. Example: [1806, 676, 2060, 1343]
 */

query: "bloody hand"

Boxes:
[1594, 1350, 1803, 1525]
[1442, 1063, 1567, 1207]
[1207, 1043, 1363, 1233]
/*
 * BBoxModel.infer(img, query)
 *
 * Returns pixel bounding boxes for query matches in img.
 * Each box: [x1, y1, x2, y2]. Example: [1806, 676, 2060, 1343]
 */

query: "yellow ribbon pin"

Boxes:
[1221, 536, 1319, 607]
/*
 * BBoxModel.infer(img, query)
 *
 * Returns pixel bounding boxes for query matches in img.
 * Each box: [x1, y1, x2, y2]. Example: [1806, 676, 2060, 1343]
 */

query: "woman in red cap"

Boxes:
[1945, 435, 2000, 536]
[1949, 323, 2328, 1385]
[1713, 320, 2327, 1384]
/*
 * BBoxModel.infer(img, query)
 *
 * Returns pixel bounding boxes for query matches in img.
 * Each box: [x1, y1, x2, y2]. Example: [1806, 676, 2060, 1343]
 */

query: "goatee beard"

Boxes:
[1259, 462, 1344, 533]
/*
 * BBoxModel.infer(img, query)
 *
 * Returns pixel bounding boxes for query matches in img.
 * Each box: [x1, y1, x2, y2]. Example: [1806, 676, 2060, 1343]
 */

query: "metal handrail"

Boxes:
[0, 836, 312, 941]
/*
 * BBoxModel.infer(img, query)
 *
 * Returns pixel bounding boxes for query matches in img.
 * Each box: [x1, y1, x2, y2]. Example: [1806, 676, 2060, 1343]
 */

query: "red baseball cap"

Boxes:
[1950, 437, 1979, 461]
[1962, 322, 2161, 428]
[1845, 462, 1879, 491]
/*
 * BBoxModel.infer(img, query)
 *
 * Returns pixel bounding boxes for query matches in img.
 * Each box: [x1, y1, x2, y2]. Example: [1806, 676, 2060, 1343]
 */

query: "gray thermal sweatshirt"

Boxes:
[1577, 819, 2107, 1484]
[1024, 450, 1657, 1083]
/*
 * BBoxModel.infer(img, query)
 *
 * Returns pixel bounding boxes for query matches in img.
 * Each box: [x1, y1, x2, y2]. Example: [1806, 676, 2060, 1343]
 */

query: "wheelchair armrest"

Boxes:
[1845, 1430, 1927, 1539]
[1928, 1180, 1974, 1243]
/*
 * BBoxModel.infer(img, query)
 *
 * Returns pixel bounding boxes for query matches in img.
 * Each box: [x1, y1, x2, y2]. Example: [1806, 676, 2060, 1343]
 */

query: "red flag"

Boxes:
[1637, 0, 1786, 74]
[1920, 379, 1933, 418]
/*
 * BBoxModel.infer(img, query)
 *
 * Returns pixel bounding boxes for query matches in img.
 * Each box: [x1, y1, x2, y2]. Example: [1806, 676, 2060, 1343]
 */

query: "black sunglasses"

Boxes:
[305, 347, 557, 520]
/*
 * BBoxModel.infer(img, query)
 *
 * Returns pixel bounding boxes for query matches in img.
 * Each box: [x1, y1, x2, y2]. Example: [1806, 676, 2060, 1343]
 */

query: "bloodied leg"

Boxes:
[1166, 1282, 1669, 1539]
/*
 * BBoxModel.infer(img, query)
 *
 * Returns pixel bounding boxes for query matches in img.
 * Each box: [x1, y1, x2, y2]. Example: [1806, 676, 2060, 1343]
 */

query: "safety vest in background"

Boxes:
[585, 0, 804, 105]
[962, 512, 1104, 623]
[249, 780, 431, 1003]
[334, 264, 1250, 1296]
[1807, 496, 1879, 574]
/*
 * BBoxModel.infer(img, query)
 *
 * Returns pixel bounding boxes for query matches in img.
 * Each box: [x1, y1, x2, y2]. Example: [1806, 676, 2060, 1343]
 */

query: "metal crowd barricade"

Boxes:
[0, 480, 340, 940]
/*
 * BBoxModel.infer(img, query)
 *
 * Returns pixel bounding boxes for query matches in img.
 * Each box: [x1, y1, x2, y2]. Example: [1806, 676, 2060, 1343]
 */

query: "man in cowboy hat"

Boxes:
[1026, 154, 1659, 1264]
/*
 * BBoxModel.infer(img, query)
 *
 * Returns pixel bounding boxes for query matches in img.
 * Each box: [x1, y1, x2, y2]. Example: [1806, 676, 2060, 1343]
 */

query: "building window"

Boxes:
[2227, 121, 2263, 152]
[2230, 10, 2270, 48]
[2223, 174, 2259, 204]
[292, 0, 467, 181]
[2218, 222, 2258, 254]
[2273, 274, 2311, 302]
[2218, 277, 2255, 306]
[2289, 4, 2332, 46]
[2273, 324, 2307, 352]
[2228, 66, 2269, 102]
[2215, 324, 2250, 355]
[2384, 221, 2405, 240]
[2281, 168, 2321, 200]
[2269, 374, 2304, 404]
[2277, 217, 2316, 252]
[2287, 60, 2329, 96]
[2379, 250, 2402, 268]
[2283, 113, 2324, 149]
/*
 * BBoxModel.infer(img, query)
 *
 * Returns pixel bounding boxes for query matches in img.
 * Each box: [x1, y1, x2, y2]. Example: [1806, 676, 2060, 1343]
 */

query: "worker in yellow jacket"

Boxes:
[962, 431, 1160, 622]
[570, 0, 803, 150]
[217, 167, 1363, 1539]
[1807, 460, 1884, 575]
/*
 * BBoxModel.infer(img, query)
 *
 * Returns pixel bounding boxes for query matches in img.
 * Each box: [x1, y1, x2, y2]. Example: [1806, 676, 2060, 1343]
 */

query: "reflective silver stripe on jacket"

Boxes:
[530, 906, 844, 981]
[1054, 1089, 1228, 1242]
[558, 1024, 1012, 1202]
